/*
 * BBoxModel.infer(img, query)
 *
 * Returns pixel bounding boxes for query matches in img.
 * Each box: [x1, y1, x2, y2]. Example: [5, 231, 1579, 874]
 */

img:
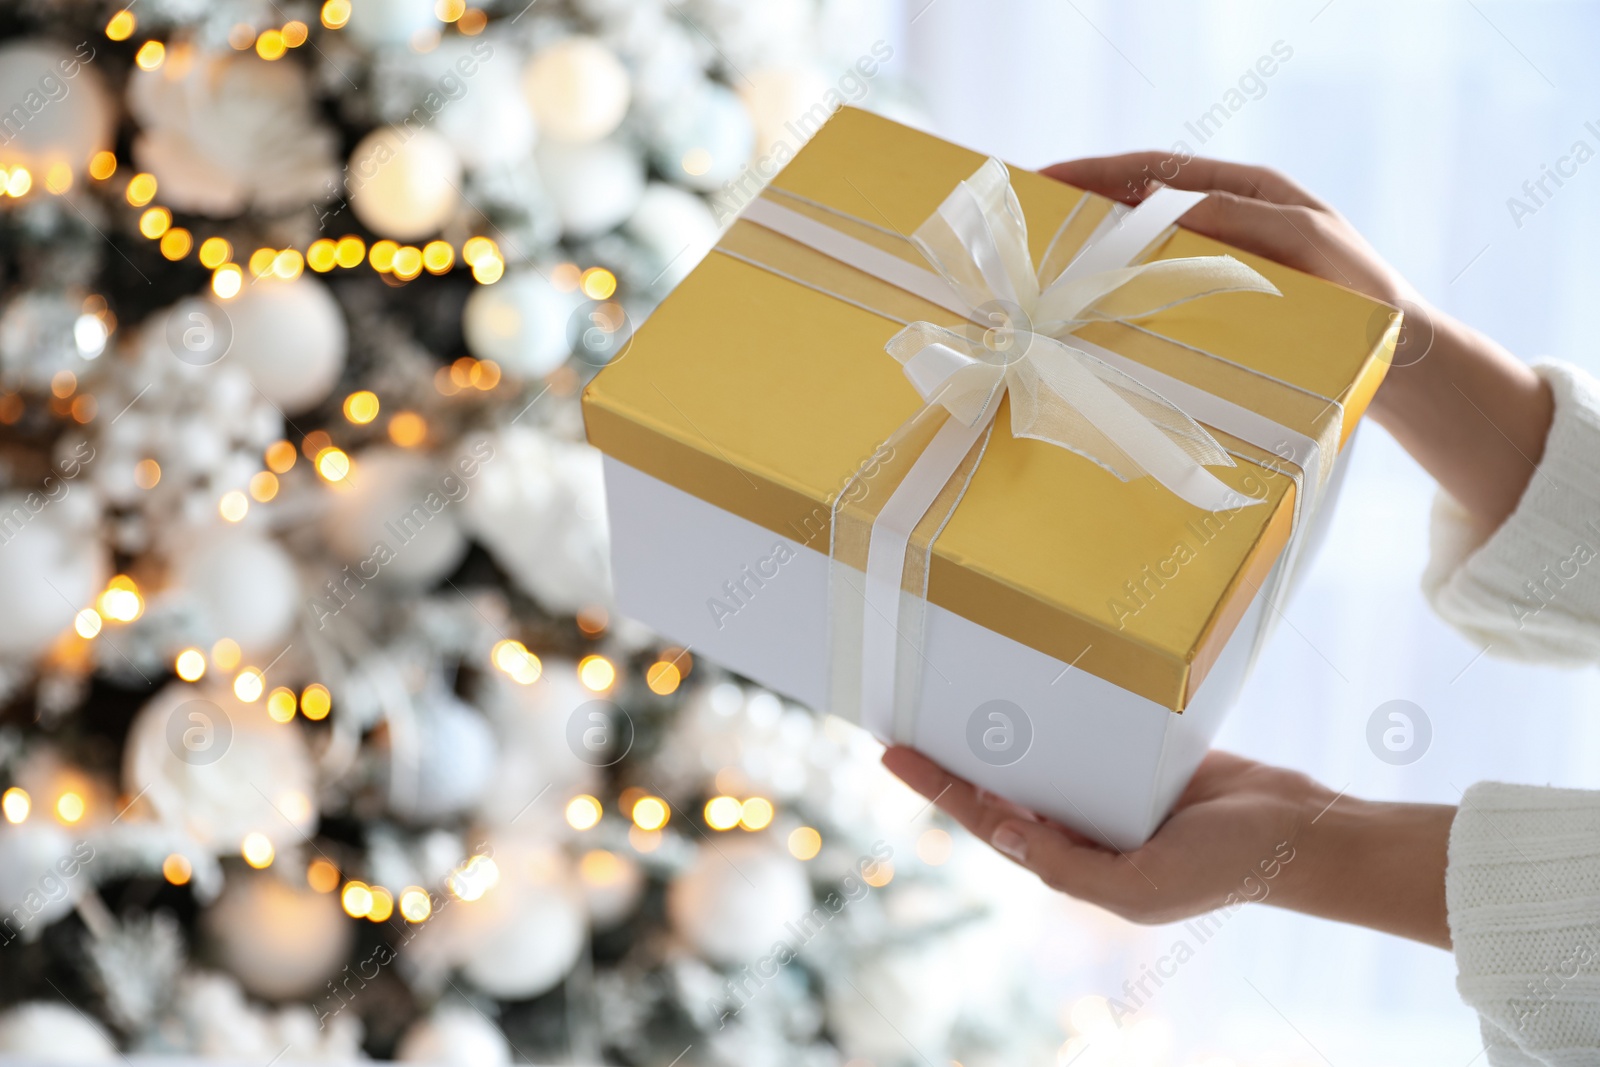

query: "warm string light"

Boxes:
[55, 791, 86, 824]
[233, 667, 264, 703]
[704, 795, 776, 832]
[565, 794, 602, 830]
[241, 832, 274, 868]
[97, 575, 143, 623]
[2, 787, 31, 824]
[788, 826, 823, 860]
[175, 648, 206, 681]
[211, 638, 242, 671]
[162, 853, 191, 885]
[446, 855, 498, 901]
[343, 390, 379, 424]
[577, 654, 615, 692]
[434, 356, 503, 397]
[301, 684, 332, 720]
[491, 639, 541, 684]
[307, 858, 340, 893]
[630, 796, 669, 832]
[398, 886, 432, 922]
[266, 687, 297, 722]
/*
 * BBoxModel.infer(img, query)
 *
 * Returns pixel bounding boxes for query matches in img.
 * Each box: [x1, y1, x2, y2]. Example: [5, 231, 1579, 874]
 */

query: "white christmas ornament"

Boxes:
[739, 65, 835, 159]
[536, 137, 646, 239]
[477, 664, 600, 828]
[344, 0, 440, 48]
[0, 42, 113, 180]
[123, 682, 318, 854]
[825, 947, 964, 1062]
[348, 126, 462, 241]
[522, 37, 631, 144]
[408, 843, 586, 999]
[458, 878, 586, 998]
[625, 183, 721, 290]
[201, 871, 354, 1001]
[396, 1007, 511, 1067]
[175, 529, 300, 654]
[667, 835, 812, 964]
[578, 848, 643, 929]
[156, 970, 364, 1061]
[651, 82, 755, 191]
[457, 429, 611, 614]
[0, 493, 108, 660]
[387, 689, 497, 822]
[0, 825, 89, 936]
[0, 1002, 117, 1062]
[422, 41, 537, 169]
[127, 53, 338, 217]
[322, 448, 470, 589]
[224, 275, 347, 414]
[460, 270, 584, 378]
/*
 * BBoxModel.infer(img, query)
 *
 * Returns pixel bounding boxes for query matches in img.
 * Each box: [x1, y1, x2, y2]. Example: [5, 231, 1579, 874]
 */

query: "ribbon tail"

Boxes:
[1013, 336, 1264, 512]
[828, 394, 1001, 742]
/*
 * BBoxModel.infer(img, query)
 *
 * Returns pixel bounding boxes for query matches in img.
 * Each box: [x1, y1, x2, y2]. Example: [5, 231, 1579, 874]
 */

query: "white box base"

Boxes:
[603, 449, 1347, 850]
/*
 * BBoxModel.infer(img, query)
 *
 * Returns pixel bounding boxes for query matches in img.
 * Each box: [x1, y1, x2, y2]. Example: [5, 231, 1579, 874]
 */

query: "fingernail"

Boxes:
[991, 823, 1028, 862]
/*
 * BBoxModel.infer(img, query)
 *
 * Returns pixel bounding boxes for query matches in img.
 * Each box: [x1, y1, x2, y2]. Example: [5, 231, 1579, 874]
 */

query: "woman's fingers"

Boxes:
[880, 747, 1145, 907]
[1042, 153, 1327, 210]
[1176, 192, 1332, 277]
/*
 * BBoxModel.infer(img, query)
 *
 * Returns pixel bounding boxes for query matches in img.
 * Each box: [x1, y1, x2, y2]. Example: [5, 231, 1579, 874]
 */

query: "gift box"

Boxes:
[583, 107, 1396, 848]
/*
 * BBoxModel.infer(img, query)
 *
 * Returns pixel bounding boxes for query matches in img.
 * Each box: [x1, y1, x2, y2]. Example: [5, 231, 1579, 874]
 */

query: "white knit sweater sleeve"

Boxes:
[1423, 362, 1600, 1064]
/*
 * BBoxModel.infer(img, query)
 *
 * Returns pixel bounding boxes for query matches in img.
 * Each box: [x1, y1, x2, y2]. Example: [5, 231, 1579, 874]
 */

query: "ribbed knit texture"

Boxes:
[1427, 363, 1600, 1064]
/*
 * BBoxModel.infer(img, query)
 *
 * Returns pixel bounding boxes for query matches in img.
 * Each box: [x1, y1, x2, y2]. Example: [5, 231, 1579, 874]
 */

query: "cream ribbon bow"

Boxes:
[885, 158, 1282, 511]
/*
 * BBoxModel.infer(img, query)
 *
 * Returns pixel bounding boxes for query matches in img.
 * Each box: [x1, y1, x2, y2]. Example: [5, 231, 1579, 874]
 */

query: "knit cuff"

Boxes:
[1423, 362, 1600, 663]
[1448, 781, 1600, 1062]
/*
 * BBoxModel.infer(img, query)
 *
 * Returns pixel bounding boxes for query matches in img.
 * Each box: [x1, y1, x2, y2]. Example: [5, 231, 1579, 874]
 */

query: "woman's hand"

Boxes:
[882, 745, 1456, 948]
[1042, 153, 1554, 531]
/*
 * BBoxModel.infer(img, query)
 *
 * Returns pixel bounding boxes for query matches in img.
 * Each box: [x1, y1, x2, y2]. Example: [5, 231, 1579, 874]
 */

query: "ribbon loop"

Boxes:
[898, 158, 1276, 509]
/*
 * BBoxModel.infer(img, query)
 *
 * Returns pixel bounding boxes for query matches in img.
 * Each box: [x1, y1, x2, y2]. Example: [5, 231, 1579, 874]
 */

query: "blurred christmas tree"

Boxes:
[0, 0, 1059, 1063]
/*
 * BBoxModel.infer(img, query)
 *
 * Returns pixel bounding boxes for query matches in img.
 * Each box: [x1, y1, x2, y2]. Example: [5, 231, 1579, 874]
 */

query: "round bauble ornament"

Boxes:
[825, 947, 963, 1062]
[457, 877, 586, 998]
[322, 448, 470, 589]
[0, 1002, 117, 1062]
[202, 871, 354, 1001]
[477, 663, 600, 827]
[628, 23, 700, 115]
[408, 844, 586, 1000]
[536, 137, 645, 239]
[667, 836, 812, 964]
[123, 682, 317, 853]
[223, 276, 347, 415]
[0, 825, 89, 936]
[396, 1007, 511, 1067]
[460, 269, 584, 378]
[522, 37, 631, 144]
[651, 82, 754, 191]
[0, 495, 108, 660]
[456, 429, 611, 615]
[0, 42, 114, 182]
[387, 689, 496, 823]
[426, 42, 536, 169]
[739, 65, 834, 158]
[344, 0, 440, 49]
[577, 847, 643, 929]
[625, 183, 720, 289]
[348, 126, 462, 241]
[174, 529, 299, 654]
[127, 52, 338, 217]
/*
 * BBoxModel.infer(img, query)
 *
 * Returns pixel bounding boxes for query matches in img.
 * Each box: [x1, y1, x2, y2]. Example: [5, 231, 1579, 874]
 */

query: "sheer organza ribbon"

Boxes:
[724, 159, 1342, 740]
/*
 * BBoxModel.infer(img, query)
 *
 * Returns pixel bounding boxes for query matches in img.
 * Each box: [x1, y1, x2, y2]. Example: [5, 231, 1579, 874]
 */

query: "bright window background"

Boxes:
[877, 1, 1600, 1062]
